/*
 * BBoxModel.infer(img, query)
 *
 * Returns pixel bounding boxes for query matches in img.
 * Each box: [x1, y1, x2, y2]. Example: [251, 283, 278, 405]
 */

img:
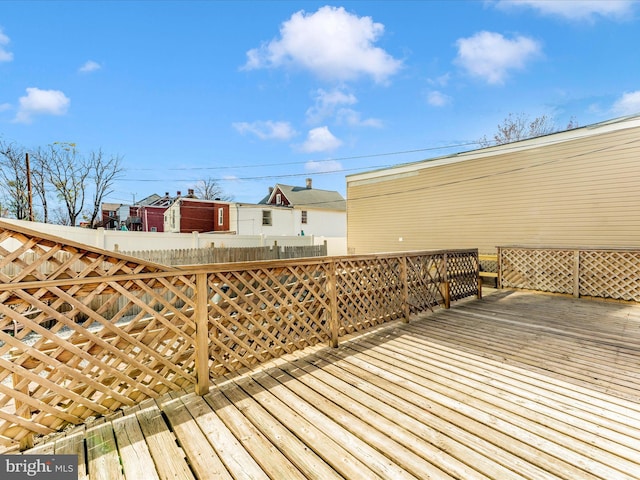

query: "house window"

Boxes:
[218, 207, 224, 226]
[150, 226, 157, 232]
[276, 193, 282, 205]
[262, 210, 272, 226]
[301, 210, 307, 224]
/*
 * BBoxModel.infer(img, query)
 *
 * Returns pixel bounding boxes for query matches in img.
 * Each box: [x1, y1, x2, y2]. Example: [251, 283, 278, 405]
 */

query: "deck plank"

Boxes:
[112, 411, 159, 480]
[85, 420, 124, 480]
[219, 376, 343, 480]
[54, 426, 88, 480]
[180, 393, 269, 480]
[135, 400, 195, 480]
[157, 394, 233, 480]
[204, 387, 308, 480]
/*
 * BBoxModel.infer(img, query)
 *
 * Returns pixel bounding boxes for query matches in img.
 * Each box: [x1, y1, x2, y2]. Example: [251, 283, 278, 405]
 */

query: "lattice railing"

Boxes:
[499, 246, 640, 302]
[405, 253, 445, 314]
[0, 221, 479, 449]
[205, 262, 332, 376]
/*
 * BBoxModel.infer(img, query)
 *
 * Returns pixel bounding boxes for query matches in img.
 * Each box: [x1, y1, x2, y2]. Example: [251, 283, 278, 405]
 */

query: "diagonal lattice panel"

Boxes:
[206, 263, 331, 376]
[501, 248, 574, 293]
[580, 250, 640, 301]
[447, 252, 480, 301]
[0, 273, 197, 445]
[406, 254, 444, 313]
[334, 257, 403, 334]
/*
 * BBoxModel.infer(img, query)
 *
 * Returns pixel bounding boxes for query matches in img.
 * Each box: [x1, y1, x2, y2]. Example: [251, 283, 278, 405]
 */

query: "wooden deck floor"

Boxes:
[25, 290, 640, 479]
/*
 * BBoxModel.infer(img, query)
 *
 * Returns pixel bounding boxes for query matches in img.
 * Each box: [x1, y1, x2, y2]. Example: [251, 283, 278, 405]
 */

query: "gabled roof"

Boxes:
[102, 202, 121, 211]
[139, 193, 163, 206]
[259, 184, 346, 211]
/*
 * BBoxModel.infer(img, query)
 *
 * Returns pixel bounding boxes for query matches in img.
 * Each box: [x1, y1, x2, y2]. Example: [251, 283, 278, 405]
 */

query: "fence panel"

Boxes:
[124, 244, 327, 265]
[499, 246, 640, 302]
[204, 262, 332, 376]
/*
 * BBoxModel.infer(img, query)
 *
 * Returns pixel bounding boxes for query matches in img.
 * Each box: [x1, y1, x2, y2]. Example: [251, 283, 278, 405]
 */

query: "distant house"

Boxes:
[137, 192, 175, 232]
[164, 196, 231, 233]
[101, 192, 178, 232]
[101, 203, 121, 230]
[249, 178, 346, 237]
[346, 114, 640, 255]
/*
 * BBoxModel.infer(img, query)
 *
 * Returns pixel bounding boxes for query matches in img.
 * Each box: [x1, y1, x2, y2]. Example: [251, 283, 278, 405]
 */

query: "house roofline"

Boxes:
[346, 113, 640, 185]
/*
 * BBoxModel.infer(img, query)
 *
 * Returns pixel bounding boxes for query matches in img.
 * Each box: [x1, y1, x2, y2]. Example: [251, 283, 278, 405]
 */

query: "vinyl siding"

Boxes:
[347, 123, 640, 254]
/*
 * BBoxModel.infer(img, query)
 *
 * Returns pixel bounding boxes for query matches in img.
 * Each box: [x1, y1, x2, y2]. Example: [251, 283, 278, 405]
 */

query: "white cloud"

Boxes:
[299, 126, 342, 153]
[243, 6, 402, 83]
[426, 90, 452, 107]
[336, 108, 383, 127]
[306, 88, 357, 124]
[493, 0, 634, 22]
[455, 31, 541, 85]
[427, 73, 451, 88]
[305, 159, 343, 173]
[0, 103, 11, 112]
[0, 29, 13, 62]
[612, 91, 640, 116]
[232, 120, 297, 140]
[79, 60, 101, 73]
[306, 88, 381, 127]
[14, 87, 70, 123]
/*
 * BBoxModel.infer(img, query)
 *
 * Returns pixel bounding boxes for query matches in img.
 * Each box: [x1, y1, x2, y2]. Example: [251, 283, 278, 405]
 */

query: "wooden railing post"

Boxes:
[327, 261, 339, 348]
[476, 251, 482, 299]
[13, 373, 34, 450]
[195, 273, 210, 395]
[442, 254, 450, 309]
[497, 247, 502, 289]
[400, 256, 410, 322]
[573, 249, 580, 298]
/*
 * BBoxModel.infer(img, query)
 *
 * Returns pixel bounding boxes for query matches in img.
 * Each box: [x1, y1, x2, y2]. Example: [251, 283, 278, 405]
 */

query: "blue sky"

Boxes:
[1, 0, 639, 206]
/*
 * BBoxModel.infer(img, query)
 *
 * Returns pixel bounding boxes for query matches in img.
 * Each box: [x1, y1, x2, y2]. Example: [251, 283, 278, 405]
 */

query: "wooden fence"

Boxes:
[0, 221, 479, 450]
[499, 246, 640, 302]
[123, 243, 328, 266]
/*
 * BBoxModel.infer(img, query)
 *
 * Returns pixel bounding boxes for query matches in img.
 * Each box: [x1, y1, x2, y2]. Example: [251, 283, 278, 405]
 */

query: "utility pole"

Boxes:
[25, 152, 34, 221]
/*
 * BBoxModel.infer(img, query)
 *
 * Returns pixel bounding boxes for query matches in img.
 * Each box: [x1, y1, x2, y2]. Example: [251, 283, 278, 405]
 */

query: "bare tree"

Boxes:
[478, 113, 578, 147]
[0, 140, 29, 219]
[85, 149, 124, 228]
[45, 142, 90, 226]
[194, 177, 233, 201]
[30, 147, 51, 223]
[50, 206, 72, 226]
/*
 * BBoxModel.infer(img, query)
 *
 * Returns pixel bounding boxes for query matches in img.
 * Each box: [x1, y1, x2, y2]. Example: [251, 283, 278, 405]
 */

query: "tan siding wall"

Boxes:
[347, 125, 640, 254]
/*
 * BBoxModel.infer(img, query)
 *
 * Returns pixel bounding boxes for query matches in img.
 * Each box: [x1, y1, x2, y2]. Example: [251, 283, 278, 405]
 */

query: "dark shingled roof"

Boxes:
[258, 184, 346, 211]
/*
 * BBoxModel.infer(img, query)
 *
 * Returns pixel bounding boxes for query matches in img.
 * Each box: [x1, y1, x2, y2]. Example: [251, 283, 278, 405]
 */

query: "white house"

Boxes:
[239, 178, 346, 237]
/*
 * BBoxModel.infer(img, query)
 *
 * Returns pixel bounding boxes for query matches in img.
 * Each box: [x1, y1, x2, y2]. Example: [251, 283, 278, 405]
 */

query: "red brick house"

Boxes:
[164, 198, 231, 233]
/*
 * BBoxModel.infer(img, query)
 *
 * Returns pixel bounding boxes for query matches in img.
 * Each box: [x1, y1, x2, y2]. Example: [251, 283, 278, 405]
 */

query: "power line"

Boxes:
[124, 141, 481, 172]
[116, 163, 398, 182]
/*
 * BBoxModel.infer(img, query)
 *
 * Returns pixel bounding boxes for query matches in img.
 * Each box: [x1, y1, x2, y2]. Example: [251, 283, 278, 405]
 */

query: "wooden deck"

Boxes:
[24, 290, 640, 479]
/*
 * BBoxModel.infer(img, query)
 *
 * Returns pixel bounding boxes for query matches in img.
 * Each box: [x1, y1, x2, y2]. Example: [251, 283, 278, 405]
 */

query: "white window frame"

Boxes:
[218, 207, 224, 226]
[262, 210, 272, 226]
[276, 193, 282, 205]
[301, 210, 307, 224]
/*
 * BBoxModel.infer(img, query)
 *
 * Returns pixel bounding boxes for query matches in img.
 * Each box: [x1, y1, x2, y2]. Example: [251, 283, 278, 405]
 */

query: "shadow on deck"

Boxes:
[23, 290, 640, 480]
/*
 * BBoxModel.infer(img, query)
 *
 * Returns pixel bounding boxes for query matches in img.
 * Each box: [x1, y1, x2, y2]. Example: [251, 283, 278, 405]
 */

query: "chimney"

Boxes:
[187, 189, 195, 198]
[177, 191, 181, 197]
[164, 192, 169, 198]
[306, 178, 312, 189]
